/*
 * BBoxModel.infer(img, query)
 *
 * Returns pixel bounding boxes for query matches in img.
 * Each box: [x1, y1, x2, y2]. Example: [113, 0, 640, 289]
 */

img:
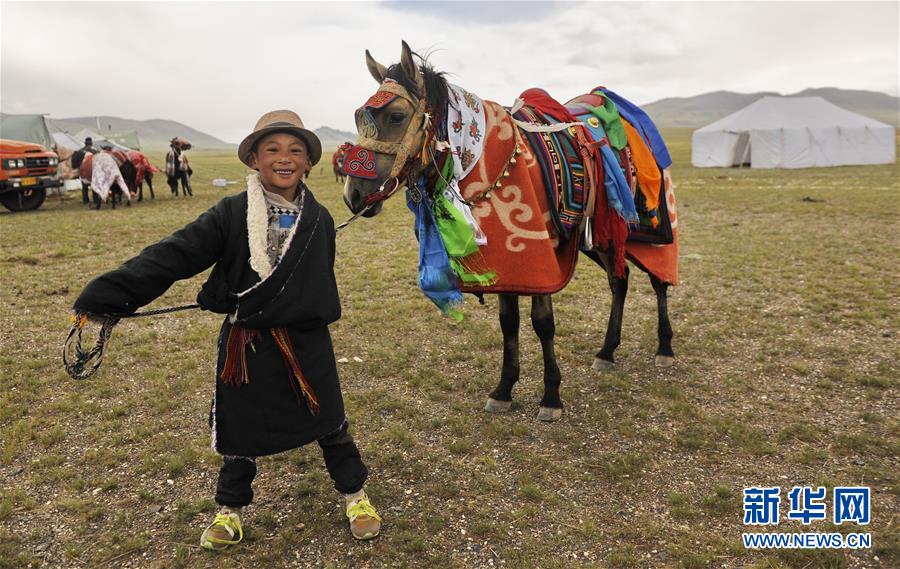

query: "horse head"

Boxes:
[343, 41, 447, 217]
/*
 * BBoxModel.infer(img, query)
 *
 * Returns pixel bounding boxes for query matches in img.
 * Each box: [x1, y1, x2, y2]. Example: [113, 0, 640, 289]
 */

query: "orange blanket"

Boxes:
[458, 101, 580, 295]
[457, 100, 678, 292]
[626, 171, 678, 285]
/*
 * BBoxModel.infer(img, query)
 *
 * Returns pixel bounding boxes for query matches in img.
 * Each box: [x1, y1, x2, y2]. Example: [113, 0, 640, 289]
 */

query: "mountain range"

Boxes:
[46, 88, 898, 150]
[642, 87, 899, 128]
[48, 117, 359, 151]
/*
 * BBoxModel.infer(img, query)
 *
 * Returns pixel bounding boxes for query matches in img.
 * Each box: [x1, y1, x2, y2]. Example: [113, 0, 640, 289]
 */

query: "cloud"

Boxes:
[2, 1, 896, 142]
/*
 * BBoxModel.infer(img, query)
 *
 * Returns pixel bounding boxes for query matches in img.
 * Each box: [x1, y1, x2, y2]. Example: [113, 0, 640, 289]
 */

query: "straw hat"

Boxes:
[238, 110, 322, 167]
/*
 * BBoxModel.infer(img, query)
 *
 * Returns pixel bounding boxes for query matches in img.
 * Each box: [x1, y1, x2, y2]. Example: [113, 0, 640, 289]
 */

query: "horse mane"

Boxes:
[384, 49, 449, 123]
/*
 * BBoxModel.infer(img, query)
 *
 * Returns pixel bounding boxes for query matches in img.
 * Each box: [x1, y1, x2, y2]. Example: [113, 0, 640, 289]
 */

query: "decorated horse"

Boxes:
[79, 150, 137, 209]
[127, 150, 160, 201]
[343, 42, 678, 421]
[332, 141, 354, 183]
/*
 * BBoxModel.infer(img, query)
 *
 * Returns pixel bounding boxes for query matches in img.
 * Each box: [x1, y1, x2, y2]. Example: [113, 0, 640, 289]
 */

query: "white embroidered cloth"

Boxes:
[90, 152, 130, 201]
[446, 84, 486, 180]
[445, 84, 488, 244]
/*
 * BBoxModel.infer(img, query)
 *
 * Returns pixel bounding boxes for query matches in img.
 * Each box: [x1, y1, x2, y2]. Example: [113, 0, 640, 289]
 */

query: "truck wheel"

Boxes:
[0, 189, 46, 212]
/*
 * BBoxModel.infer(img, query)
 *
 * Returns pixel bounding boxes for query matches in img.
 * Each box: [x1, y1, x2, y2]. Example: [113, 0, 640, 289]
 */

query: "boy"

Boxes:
[72, 110, 381, 549]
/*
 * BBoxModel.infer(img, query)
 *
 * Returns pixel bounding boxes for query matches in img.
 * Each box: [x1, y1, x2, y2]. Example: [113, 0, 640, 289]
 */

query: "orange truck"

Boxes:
[0, 138, 61, 212]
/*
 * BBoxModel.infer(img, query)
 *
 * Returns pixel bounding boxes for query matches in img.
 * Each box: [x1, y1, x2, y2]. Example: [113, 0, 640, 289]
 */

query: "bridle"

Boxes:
[338, 75, 435, 230]
[356, 80, 430, 179]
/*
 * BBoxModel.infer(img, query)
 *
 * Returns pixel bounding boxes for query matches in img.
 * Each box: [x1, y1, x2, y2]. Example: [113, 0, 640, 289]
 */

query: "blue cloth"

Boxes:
[596, 88, 672, 170]
[574, 112, 640, 225]
[407, 178, 464, 317]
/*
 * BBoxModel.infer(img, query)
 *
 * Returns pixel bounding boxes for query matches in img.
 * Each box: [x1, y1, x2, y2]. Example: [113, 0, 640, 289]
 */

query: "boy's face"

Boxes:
[250, 132, 310, 196]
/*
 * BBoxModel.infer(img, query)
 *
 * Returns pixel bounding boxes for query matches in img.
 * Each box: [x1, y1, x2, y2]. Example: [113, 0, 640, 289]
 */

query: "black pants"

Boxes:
[215, 420, 368, 508]
[81, 182, 90, 204]
[168, 172, 192, 196]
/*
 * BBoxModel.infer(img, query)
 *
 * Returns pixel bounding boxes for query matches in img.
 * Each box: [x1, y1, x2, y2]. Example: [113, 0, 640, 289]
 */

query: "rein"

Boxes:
[335, 176, 402, 231]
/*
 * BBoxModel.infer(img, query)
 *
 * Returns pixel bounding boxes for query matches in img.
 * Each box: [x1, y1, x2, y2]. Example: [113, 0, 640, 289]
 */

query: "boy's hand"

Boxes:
[69, 310, 107, 328]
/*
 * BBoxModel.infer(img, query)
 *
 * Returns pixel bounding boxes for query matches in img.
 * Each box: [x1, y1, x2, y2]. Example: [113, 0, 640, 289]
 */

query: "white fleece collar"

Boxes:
[246, 173, 273, 280]
[244, 172, 305, 285]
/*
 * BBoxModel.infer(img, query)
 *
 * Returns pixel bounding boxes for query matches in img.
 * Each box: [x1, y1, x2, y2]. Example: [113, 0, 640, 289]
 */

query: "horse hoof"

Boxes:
[592, 357, 615, 371]
[655, 355, 675, 368]
[484, 398, 512, 413]
[537, 406, 563, 422]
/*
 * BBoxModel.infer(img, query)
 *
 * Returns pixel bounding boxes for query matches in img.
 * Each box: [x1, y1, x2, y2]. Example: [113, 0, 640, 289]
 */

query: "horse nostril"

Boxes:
[350, 188, 362, 210]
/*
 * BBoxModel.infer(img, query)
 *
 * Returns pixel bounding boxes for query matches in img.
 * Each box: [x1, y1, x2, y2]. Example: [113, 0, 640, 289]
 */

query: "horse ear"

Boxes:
[400, 40, 418, 83]
[365, 50, 386, 84]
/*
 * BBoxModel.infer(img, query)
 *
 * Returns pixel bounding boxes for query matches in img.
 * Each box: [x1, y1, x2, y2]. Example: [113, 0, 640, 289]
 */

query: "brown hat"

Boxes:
[238, 110, 322, 167]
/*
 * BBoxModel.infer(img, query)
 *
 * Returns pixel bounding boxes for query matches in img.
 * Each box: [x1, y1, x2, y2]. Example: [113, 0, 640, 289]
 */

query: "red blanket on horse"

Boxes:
[457, 97, 678, 295]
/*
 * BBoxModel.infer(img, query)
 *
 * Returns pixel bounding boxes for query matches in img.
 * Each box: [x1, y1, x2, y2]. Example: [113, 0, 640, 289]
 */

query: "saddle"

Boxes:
[512, 88, 673, 246]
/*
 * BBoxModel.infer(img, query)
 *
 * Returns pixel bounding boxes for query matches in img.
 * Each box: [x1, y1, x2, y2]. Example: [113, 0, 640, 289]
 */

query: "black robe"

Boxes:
[73, 188, 345, 457]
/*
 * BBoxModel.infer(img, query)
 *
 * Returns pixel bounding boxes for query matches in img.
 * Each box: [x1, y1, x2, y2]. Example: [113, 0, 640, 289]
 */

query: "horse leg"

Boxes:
[532, 295, 563, 422]
[147, 175, 155, 199]
[485, 294, 520, 413]
[582, 249, 629, 370]
[650, 274, 675, 367]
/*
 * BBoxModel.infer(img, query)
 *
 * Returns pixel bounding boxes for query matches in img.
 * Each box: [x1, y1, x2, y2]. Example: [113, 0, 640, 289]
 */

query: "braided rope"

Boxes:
[63, 303, 200, 380]
[63, 313, 119, 380]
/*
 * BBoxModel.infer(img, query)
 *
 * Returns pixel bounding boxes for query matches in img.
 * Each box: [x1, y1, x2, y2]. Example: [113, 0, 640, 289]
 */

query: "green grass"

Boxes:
[0, 132, 897, 567]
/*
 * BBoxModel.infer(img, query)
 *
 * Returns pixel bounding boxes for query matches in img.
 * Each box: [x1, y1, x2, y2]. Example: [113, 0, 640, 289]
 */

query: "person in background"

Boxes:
[166, 138, 193, 197]
[71, 137, 99, 205]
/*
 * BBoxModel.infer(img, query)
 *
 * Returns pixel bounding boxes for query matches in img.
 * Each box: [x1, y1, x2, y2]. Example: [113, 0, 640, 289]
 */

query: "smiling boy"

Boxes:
[72, 110, 381, 549]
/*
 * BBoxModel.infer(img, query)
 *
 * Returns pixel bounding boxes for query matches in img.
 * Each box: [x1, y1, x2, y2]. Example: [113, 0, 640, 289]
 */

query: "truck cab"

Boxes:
[0, 138, 61, 212]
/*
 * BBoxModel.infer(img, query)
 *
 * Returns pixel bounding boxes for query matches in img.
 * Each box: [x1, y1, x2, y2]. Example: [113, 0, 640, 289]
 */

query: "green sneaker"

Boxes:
[200, 507, 243, 550]
[347, 495, 381, 540]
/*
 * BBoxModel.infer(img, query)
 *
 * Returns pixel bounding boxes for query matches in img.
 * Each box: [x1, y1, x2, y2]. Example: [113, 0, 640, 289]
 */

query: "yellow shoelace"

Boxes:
[207, 513, 243, 544]
[347, 498, 382, 522]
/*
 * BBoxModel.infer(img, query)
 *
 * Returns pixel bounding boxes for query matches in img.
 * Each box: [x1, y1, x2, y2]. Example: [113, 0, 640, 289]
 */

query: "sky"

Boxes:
[2, 1, 898, 144]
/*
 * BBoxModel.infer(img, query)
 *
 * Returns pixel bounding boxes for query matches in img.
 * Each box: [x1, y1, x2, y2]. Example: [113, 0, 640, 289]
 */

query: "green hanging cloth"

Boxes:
[431, 158, 496, 287]
[586, 92, 627, 150]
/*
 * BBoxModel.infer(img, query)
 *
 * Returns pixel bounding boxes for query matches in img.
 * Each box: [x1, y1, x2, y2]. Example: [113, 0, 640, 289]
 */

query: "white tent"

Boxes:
[692, 96, 896, 168]
[51, 131, 82, 151]
[72, 128, 132, 152]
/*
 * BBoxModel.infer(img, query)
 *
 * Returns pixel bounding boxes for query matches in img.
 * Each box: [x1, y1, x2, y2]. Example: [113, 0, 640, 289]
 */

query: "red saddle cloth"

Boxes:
[457, 93, 679, 294]
[457, 100, 580, 295]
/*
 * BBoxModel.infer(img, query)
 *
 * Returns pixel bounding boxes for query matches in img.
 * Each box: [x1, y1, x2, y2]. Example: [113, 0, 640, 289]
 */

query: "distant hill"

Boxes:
[643, 88, 899, 128]
[49, 116, 233, 150]
[315, 126, 356, 150]
[48, 116, 356, 153]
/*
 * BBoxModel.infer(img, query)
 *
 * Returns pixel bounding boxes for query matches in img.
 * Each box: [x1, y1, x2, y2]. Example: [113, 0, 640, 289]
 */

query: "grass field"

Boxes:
[1, 130, 897, 568]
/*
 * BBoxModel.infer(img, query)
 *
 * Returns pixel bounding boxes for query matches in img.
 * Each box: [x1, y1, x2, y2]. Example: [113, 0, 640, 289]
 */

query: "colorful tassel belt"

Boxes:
[220, 325, 320, 416]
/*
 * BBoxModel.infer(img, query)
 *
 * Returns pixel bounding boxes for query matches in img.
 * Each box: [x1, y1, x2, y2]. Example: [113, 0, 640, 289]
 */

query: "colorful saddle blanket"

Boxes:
[567, 92, 673, 245]
[513, 89, 673, 246]
[512, 105, 588, 241]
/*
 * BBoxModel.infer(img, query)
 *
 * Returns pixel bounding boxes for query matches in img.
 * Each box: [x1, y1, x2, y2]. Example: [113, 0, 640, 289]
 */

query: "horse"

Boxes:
[79, 150, 137, 209]
[332, 141, 353, 183]
[343, 41, 677, 421]
[127, 150, 160, 201]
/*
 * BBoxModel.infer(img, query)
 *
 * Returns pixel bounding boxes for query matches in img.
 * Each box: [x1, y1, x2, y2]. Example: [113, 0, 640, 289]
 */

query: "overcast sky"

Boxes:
[2, 1, 897, 143]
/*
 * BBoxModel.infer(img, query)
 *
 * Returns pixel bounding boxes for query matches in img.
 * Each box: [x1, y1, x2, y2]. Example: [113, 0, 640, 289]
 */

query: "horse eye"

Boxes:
[389, 112, 406, 125]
